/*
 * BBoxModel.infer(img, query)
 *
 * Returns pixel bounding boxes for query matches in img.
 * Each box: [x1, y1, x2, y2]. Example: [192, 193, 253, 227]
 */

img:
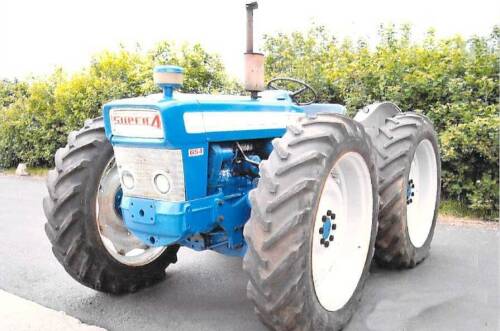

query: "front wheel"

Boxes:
[44, 118, 179, 294]
[243, 113, 379, 331]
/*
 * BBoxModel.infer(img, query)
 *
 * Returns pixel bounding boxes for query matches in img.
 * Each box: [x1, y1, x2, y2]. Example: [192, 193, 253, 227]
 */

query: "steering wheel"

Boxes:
[267, 77, 318, 105]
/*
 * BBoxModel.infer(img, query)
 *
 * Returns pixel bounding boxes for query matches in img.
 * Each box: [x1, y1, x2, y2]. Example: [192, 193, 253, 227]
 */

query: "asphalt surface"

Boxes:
[0, 175, 498, 331]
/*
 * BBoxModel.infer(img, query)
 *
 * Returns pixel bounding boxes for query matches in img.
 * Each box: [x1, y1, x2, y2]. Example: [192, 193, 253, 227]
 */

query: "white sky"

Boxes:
[1, 0, 499, 81]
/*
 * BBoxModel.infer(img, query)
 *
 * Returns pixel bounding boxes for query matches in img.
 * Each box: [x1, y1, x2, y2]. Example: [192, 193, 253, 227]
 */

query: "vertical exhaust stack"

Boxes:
[244, 2, 264, 100]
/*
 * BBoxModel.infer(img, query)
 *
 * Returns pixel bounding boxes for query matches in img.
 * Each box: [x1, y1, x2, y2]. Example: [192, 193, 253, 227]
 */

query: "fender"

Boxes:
[353, 102, 401, 138]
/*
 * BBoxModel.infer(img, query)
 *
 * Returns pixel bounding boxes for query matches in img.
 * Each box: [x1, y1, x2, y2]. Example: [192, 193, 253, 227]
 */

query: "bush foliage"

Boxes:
[0, 43, 241, 168]
[0, 26, 498, 217]
[263, 25, 499, 218]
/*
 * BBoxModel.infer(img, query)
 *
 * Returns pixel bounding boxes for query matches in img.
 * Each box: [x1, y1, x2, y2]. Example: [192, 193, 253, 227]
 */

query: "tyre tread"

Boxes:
[244, 113, 378, 330]
[44, 118, 178, 294]
[371, 112, 440, 268]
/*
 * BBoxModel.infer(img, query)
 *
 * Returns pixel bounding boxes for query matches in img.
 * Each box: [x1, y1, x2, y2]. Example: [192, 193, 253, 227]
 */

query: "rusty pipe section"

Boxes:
[246, 2, 258, 53]
[244, 2, 264, 98]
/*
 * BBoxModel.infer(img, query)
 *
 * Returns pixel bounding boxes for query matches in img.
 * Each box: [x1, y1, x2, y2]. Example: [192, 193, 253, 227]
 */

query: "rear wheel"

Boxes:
[243, 113, 378, 331]
[372, 112, 441, 268]
[44, 118, 178, 294]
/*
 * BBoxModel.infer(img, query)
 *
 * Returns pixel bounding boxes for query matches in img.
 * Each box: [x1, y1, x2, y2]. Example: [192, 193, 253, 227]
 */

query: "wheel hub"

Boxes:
[96, 158, 166, 266]
[406, 179, 415, 205]
[406, 139, 438, 248]
[311, 152, 373, 312]
[319, 210, 336, 248]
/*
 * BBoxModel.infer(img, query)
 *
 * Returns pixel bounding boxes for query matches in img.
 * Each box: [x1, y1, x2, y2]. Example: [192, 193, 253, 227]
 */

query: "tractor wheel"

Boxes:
[44, 117, 179, 294]
[243, 113, 378, 331]
[371, 112, 441, 268]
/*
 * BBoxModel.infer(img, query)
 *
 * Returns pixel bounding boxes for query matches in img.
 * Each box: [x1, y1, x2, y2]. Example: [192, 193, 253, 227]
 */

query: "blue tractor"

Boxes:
[44, 3, 441, 330]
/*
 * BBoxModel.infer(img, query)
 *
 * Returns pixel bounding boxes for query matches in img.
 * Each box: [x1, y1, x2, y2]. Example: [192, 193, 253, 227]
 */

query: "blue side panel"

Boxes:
[181, 144, 209, 199]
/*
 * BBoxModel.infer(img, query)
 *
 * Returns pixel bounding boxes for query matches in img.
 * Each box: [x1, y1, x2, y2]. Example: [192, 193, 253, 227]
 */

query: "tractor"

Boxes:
[44, 3, 441, 330]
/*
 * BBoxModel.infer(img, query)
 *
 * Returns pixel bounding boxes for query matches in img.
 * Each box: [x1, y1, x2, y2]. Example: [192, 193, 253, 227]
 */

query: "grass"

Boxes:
[439, 199, 498, 221]
[0, 167, 50, 177]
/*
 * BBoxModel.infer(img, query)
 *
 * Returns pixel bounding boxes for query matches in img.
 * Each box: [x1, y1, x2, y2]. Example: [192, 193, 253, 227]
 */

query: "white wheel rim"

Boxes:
[311, 152, 373, 312]
[407, 139, 438, 248]
[96, 158, 166, 266]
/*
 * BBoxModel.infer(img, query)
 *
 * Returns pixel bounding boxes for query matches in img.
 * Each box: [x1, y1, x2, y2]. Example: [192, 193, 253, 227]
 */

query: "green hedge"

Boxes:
[263, 25, 499, 218]
[0, 27, 498, 218]
[0, 42, 241, 168]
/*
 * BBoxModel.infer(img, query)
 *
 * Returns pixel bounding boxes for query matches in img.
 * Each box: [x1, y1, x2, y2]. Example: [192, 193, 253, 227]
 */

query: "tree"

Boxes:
[263, 24, 499, 217]
[0, 42, 242, 168]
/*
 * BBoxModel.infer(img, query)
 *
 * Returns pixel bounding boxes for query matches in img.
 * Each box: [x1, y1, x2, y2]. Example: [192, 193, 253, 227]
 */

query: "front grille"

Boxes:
[113, 146, 185, 202]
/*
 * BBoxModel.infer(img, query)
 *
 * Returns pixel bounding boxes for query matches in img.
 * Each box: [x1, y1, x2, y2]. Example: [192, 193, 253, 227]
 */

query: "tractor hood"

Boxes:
[102, 90, 303, 200]
[102, 90, 303, 149]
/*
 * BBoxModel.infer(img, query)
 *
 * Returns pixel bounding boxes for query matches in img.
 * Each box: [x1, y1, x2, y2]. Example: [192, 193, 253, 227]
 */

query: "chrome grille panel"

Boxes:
[113, 146, 185, 202]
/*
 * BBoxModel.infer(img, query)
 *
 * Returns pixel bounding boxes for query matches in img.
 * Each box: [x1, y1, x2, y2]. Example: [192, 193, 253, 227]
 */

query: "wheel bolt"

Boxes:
[319, 228, 323, 234]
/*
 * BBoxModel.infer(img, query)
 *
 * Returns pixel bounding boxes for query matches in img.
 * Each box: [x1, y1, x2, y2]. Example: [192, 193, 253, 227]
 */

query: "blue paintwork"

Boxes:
[103, 92, 304, 200]
[154, 65, 184, 74]
[114, 188, 123, 217]
[407, 179, 415, 204]
[121, 190, 250, 256]
[322, 217, 332, 242]
[103, 72, 346, 257]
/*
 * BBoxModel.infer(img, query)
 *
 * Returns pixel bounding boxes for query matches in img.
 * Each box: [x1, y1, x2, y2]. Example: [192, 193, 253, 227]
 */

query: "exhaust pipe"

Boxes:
[244, 2, 264, 99]
[246, 2, 258, 53]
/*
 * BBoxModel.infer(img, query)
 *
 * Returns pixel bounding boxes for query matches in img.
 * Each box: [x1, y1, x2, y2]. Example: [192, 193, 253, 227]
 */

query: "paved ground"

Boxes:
[0, 289, 105, 331]
[0, 175, 498, 331]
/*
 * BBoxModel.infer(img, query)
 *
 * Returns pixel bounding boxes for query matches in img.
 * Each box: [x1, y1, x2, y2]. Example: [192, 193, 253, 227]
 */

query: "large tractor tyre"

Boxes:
[44, 117, 179, 294]
[243, 113, 379, 331]
[372, 112, 441, 268]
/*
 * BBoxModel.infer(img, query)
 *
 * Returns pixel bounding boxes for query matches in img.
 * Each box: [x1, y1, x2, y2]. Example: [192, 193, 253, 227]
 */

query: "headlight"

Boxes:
[153, 172, 171, 194]
[121, 171, 135, 190]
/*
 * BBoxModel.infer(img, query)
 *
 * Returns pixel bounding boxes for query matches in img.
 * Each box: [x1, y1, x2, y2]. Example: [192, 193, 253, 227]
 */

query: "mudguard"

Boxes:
[353, 102, 402, 137]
